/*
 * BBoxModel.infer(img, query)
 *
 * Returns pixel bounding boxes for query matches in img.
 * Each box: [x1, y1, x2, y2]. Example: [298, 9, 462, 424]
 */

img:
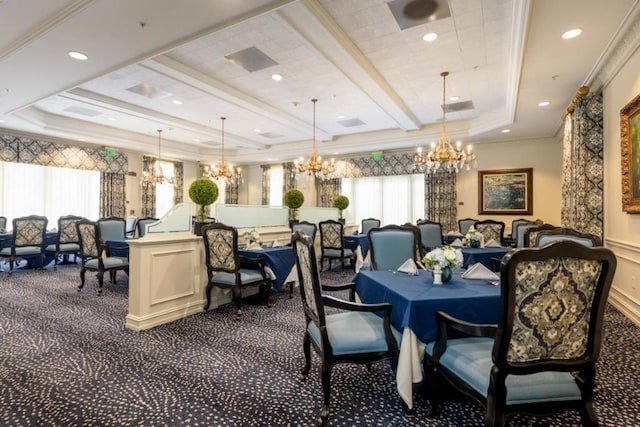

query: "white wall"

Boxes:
[603, 43, 640, 326]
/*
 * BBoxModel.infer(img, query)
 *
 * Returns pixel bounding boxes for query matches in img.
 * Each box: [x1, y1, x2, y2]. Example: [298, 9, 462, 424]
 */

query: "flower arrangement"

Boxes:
[465, 226, 483, 248]
[422, 246, 463, 272]
[243, 228, 260, 244]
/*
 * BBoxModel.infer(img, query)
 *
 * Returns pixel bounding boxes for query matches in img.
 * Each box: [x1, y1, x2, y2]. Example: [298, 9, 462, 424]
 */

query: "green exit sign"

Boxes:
[105, 148, 118, 157]
[372, 151, 383, 162]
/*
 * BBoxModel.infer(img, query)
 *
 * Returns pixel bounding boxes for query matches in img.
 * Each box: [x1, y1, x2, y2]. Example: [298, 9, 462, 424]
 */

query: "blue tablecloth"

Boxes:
[354, 269, 501, 344]
[105, 239, 131, 258]
[239, 246, 295, 292]
[461, 247, 511, 269]
[344, 233, 369, 258]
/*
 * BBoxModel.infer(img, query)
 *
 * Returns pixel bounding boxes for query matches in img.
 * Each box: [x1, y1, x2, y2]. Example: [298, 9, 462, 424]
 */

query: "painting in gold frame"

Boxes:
[621, 92, 640, 213]
[478, 168, 533, 215]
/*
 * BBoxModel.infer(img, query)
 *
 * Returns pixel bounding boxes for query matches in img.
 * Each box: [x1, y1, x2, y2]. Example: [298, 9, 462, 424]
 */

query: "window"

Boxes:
[269, 165, 284, 206]
[0, 162, 100, 225]
[341, 174, 424, 227]
[154, 161, 174, 217]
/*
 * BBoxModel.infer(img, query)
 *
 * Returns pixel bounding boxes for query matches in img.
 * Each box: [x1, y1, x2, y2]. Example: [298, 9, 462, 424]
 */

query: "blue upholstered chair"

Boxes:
[76, 220, 129, 294]
[425, 241, 617, 426]
[535, 227, 600, 247]
[361, 218, 381, 235]
[125, 215, 138, 238]
[458, 218, 478, 235]
[0, 216, 6, 232]
[292, 230, 401, 425]
[97, 216, 126, 242]
[292, 220, 317, 242]
[201, 222, 271, 319]
[416, 220, 443, 252]
[523, 223, 557, 247]
[368, 224, 419, 271]
[136, 217, 159, 237]
[0, 215, 48, 275]
[504, 218, 533, 247]
[319, 220, 354, 274]
[46, 215, 84, 270]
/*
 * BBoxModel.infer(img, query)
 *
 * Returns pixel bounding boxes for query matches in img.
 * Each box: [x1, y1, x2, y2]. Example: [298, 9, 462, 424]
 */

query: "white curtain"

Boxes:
[0, 162, 100, 226]
[269, 165, 284, 205]
[155, 161, 175, 217]
[342, 174, 424, 227]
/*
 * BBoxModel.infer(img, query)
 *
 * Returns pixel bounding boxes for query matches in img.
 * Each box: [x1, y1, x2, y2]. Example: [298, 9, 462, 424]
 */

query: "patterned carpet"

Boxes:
[0, 263, 639, 426]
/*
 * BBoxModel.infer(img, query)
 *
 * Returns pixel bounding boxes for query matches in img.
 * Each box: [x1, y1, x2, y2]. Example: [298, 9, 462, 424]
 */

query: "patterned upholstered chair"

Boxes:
[292, 230, 401, 425]
[535, 227, 601, 247]
[0, 215, 48, 275]
[368, 224, 419, 271]
[474, 219, 506, 246]
[361, 218, 381, 235]
[416, 220, 443, 252]
[524, 223, 557, 247]
[292, 220, 317, 242]
[425, 240, 617, 426]
[458, 218, 478, 235]
[76, 220, 129, 294]
[136, 217, 159, 237]
[318, 220, 354, 274]
[201, 222, 271, 319]
[46, 215, 84, 269]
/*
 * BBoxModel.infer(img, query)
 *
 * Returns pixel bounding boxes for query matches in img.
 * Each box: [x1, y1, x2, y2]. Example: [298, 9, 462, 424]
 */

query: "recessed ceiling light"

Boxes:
[337, 115, 345, 119]
[107, 117, 116, 121]
[449, 96, 460, 101]
[423, 32, 438, 42]
[538, 101, 551, 107]
[79, 138, 86, 141]
[68, 51, 88, 60]
[254, 128, 261, 133]
[501, 129, 511, 133]
[562, 28, 582, 39]
[271, 74, 283, 81]
[193, 138, 200, 142]
[333, 152, 339, 155]
[0, 119, 5, 123]
[172, 100, 183, 105]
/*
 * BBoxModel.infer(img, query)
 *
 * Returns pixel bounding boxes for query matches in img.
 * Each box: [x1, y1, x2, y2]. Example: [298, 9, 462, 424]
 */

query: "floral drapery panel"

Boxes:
[424, 171, 457, 232]
[283, 162, 296, 192]
[141, 156, 156, 218]
[318, 179, 341, 207]
[226, 179, 239, 204]
[173, 162, 184, 205]
[261, 165, 270, 205]
[561, 89, 603, 239]
[100, 172, 126, 218]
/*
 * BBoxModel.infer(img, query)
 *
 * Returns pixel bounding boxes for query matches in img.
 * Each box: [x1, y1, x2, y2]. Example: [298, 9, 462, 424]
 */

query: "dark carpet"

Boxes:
[0, 263, 639, 426]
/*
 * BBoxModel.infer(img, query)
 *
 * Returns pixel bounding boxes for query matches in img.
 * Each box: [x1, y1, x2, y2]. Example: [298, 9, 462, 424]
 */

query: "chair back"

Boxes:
[0, 216, 6, 231]
[524, 223, 556, 247]
[292, 231, 325, 328]
[496, 240, 616, 373]
[368, 224, 418, 271]
[125, 215, 138, 238]
[97, 217, 126, 242]
[12, 215, 48, 248]
[361, 218, 381, 235]
[458, 218, 477, 235]
[292, 221, 317, 242]
[57, 215, 84, 245]
[510, 218, 532, 241]
[416, 220, 443, 251]
[319, 220, 345, 250]
[535, 227, 600, 247]
[76, 220, 101, 259]
[201, 222, 239, 274]
[474, 219, 505, 246]
[516, 223, 537, 247]
[137, 217, 159, 237]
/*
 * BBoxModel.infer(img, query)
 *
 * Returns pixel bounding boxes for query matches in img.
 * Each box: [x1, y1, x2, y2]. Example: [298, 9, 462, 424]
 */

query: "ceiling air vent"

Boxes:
[443, 100, 474, 113]
[225, 47, 278, 72]
[387, 0, 451, 31]
[259, 132, 284, 139]
[63, 106, 102, 117]
[338, 118, 366, 127]
[126, 83, 172, 99]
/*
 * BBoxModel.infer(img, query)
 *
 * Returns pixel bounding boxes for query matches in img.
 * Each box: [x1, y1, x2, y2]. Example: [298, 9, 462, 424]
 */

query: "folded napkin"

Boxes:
[462, 263, 499, 280]
[246, 242, 262, 250]
[397, 258, 419, 275]
[484, 239, 501, 247]
[271, 239, 281, 248]
[450, 238, 464, 247]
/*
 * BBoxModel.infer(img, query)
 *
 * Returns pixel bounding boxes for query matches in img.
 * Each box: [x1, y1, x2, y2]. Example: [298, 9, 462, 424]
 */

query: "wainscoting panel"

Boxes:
[605, 237, 640, 326]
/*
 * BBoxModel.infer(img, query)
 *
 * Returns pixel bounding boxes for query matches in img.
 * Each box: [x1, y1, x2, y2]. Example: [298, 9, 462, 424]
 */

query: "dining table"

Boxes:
[343, 233, 369, 272]
[353, 268, 501, 410]
[239, 246, 296, 292]
[461, 246, 511, 269]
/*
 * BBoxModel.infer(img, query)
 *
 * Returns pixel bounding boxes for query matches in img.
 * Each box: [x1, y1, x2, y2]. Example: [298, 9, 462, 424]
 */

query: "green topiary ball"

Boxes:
[283, 189, 304, 209]
[333, 195, 349, 211]
[188, 178, 219, 222]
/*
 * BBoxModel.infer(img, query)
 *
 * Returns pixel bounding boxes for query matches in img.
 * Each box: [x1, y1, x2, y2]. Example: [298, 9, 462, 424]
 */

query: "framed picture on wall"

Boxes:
[478, 168, 533, 215]
[621, 92, 640, 213]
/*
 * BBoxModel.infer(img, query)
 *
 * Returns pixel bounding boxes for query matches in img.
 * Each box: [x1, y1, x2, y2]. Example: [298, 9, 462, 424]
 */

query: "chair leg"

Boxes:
[300, 333, 311, 381]
[289, 281, 294, 299]
[53, 253, 58, 271]
[97, 272, 104, 295]
[78, 267, 86, 292]
[319, 361, 332, 425]
[235, 288, 243, 320]
[203, 282, 213, 310]
[9, 256, 14, 276]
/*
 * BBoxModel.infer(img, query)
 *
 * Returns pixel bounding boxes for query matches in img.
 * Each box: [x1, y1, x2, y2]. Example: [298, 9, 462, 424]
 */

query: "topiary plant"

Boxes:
[333, 195, 350, 219]
[283, 189, 304, 221]
[189, 178, 219, 222]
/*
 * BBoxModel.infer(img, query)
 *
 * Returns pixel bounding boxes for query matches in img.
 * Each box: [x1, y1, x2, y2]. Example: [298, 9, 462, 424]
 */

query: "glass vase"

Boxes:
[441, 266, 452, 283]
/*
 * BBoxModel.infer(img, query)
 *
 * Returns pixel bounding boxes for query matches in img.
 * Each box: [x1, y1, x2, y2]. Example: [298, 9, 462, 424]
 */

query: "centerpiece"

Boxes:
[465, 225, 483, 248]
[243, 228, 260, 245]
[422, 246, 463, 284]
[333, 195, 349, 224]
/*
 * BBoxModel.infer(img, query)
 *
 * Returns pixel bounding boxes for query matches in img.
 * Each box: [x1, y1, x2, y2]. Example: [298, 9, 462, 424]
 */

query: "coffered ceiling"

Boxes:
[0, 0, 637, 165]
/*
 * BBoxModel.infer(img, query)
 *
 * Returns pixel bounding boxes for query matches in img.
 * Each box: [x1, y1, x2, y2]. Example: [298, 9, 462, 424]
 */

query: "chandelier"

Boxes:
[294, 98, 335, 179]
[415, 71, 476, 173]
[141, 129, 175, 186]
[202, 116, 242, 182]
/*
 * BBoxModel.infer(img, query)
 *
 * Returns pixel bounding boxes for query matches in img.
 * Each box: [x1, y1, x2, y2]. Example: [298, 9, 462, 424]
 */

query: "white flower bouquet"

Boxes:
[465, 226, 483, 247]
[243, 228, 260, 244]
[422, 246, 463, 271]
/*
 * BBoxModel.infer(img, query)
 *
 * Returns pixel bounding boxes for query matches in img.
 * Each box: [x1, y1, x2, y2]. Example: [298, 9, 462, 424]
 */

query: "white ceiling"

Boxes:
[0, 0, 637, 165]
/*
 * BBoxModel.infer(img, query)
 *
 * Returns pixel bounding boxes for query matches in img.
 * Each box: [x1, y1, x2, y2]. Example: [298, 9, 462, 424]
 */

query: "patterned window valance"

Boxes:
[0, 134, 128, 174]
[336, 153, 417, 178]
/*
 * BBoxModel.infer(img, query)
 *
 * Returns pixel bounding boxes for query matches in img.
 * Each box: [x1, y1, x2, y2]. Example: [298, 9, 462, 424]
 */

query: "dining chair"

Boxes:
[504, 218, 533, 247]
[425, 240, 617, 426]
[474, 219, 506, 246]
[524, 223, 557, 247]
[125, 215, 138, 238]
[292, 220, 317, 242]
[0, 215, 48, 275]
[201, 222, 271, 320]
[76, 219, 129, 294]
[291, 230, 401, 425]
[361, 218, 381, 235]
[97, 216, 126, 242]
[45, 215, 84, 270]
[136, 217, 159, 237]
[458, 218, 478, 235]
[535, 227, 601, 247]
[416, 220, 443, 253]
[368, 224, 419, 271]
[0, 216, 6, 231]
[318, 219, 355, 274]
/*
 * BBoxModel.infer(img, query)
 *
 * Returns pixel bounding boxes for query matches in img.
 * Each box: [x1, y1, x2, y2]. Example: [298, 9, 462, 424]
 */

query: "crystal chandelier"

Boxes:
[294, 98, 335, 179]
[141, 129, 175, 186]
[202, 117, 242, 182]
[415, 71, 476, 173]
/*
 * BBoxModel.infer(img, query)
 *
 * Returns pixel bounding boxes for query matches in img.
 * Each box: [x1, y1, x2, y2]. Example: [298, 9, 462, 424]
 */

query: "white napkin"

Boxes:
[246, 242, 262, 250]
[462, 262, 499, 280]
[397, 258, 419, 275]
[484, 239, 501, 247]
[271, 239, 281, 248]
[450, 238, 464, 247]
